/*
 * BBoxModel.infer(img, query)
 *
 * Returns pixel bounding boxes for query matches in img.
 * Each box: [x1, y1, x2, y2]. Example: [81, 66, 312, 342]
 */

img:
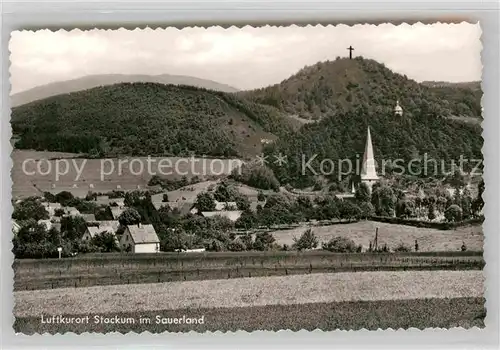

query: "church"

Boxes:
[360, 126, 379, 192]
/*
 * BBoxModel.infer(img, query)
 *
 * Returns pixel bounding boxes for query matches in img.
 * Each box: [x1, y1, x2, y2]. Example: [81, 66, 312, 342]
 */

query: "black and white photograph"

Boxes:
[10, 23, 485, 333]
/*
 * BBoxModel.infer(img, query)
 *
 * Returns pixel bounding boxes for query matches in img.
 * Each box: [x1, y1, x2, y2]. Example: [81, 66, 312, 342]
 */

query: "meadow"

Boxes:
[268, 221, 483, 252]
[14, 250, 484, 291]
[14, 270, 485, 333]
[12, 150, 242, 198]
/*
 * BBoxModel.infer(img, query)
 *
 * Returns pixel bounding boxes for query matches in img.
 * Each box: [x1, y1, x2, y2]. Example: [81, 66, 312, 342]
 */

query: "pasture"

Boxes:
[12, 150, 243, 198]
[14, 251, 484, 291]
[268, 221, 483, 252]
[14, 270, 485, 333]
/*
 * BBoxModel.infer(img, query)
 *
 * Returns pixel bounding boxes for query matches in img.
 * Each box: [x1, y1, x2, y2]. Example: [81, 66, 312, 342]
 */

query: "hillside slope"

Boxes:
[11, 83, 293, 158]
[240, 57, 482, 120]
[264, 106, 483, 188]
[11, 74, 239, 107]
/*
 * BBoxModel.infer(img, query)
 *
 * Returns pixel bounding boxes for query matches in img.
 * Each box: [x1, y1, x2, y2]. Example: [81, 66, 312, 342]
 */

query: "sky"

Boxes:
[9, 22, 482, 94]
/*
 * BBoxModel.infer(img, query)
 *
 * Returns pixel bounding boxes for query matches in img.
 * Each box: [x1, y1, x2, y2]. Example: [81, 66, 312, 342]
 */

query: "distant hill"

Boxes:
[11, 83, 293, 159]
[240, 57, 482, 120]
[421, 81, 481, 90]
[11, 74, 239, 107]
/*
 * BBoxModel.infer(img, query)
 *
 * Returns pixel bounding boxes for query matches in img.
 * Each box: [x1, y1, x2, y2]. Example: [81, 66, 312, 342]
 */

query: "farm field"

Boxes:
[14, 270, 484, 317]
[14, 297, 485, 333]
[268, 221, 484, 252]
[12, 150, 243, 198]
[14, 251, 484, 291]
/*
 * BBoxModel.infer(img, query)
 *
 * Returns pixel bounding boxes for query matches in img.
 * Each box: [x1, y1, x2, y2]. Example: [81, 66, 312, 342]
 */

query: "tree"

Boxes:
[395, 199, 416, 218]
[12, 198, 49, 221]
[118, 208, 142, 226]
[355, 182, 371, 202]
[228, 237, 247, 251]
[427, 203, 436, 221]
[235, 209, 258, 229]
[359, 202, 375, 219]
[257, 191, 266, 202]
[91, 231, 120, 252]
[472, 179, 484, 217]
[253, 232, 276, 251]
[371, 185, 396, 217]
[293, 229, 319, 251]
[55, 191, 74, 205]
[235, 194, 251, 211]
[194, 192, 216, 212]
[444, 204, 463, 222]
[162, 193, 169, 202]
[54, 208, 65, 217]
[322, 236, 361, 253]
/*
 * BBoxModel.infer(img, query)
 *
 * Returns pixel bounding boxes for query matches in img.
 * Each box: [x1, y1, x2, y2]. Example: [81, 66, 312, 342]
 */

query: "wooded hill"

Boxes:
[11, 83, 293, 158]
[264, 105, 483, 188]
[240, 57, 482, 120]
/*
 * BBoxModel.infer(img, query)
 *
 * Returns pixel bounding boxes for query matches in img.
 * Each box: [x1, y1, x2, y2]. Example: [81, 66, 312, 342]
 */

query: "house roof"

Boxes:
[110, 198, 125, 206]
[201, 210, 243, 222]
[126, 224, 160, 244]
[94, 220, 120, 232]
[110, 207, 125, 219]
[86, 225, 117, 238]
[79, 213, 96, 222]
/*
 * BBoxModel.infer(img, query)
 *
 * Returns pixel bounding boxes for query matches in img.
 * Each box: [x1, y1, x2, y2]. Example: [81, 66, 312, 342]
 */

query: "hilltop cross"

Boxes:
[347, 45, 354, 59]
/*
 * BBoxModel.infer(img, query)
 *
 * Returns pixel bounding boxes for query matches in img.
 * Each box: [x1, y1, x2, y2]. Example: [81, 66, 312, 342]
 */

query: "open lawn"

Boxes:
[14, 270, 484, 318]
[14, 251, 484, 291]
[12, 150, 242, 198]
[268, 221, 483, 252]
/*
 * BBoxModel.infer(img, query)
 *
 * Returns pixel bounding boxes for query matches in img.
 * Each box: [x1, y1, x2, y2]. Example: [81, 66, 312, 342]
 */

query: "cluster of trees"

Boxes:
[230, 163, 280, 191]
[11, 196, 116, 258]
[148, 175, 204, 191]
[11, 83, 294, 158]
[242, 57, 482, 120]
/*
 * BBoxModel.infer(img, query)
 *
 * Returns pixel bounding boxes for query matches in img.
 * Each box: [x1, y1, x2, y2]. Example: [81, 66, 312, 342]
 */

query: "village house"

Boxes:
[120, 223, 160, 253]
[37, 219, 53, 231]
[110, 198, 125, 208]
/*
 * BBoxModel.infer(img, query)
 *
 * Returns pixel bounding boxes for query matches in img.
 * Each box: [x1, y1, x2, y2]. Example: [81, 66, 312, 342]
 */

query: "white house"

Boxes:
[120, 224, 160, 253]
[63, 206, 81, 216]
[201, 210, 243, 222]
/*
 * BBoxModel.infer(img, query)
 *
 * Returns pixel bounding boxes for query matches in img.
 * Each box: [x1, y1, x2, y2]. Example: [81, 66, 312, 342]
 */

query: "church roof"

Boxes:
[361, 126, 379, 181]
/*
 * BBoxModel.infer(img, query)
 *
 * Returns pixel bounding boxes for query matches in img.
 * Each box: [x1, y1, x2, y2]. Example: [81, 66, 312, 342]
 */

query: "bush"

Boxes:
[228, 238, 247, 252]
[322, 236, 360, 253]
[293, 229, 319, 251]
[445, 204, 463, 222]
[393, 242, 412, 252]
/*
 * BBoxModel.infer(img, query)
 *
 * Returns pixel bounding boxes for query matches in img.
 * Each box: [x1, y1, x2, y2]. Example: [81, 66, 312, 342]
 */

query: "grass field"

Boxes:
[14, 251, 484, 291]
[14, 270, 484, 333]
[14, 270, 484, 317]
[12, 150, 243, 198]
[14, 297, 485, 333]
[269, 221, 483, 252]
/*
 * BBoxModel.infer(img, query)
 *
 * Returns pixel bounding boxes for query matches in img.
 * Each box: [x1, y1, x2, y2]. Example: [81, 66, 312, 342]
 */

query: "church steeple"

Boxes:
[394, 100, 403, 116]
[361, 126, 379, 191]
